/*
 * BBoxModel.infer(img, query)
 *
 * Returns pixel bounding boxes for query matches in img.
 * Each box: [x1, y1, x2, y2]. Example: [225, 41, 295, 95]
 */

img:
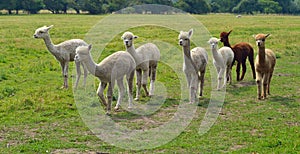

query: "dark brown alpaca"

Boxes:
[220, 30, 256, 81]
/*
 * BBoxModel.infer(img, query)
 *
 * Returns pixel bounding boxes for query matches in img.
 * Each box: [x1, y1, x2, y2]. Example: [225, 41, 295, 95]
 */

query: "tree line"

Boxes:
[0, 0, 299, 15]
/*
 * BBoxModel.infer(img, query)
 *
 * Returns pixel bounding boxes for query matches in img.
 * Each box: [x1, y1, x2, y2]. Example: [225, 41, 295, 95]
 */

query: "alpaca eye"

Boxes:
[184, 38, 188, 41]
[262, 39, 265, 42]
[39, 31, 44, 34]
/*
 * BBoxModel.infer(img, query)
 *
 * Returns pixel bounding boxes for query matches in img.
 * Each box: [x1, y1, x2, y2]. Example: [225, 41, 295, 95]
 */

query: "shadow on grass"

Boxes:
[268, 95, 299, 108]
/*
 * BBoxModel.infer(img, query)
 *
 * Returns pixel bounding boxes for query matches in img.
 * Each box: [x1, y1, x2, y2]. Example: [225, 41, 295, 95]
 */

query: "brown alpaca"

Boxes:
[253, 34, 276, 100]
[220, 30, 256, 81]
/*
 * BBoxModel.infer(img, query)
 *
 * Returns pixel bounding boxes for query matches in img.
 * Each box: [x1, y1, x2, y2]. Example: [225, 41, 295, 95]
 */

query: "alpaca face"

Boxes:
[219, 30, 231, 43]
[178, 29, 193, 47]
[254, 34, 270, 48]
[75, 45, 91, 62]
[208, 37, 220, 49]
[121, 32, 138, 48]
[33, 25, 53, 39]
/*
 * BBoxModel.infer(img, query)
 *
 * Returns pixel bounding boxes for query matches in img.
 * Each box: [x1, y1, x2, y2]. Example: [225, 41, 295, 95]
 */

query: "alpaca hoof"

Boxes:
[105, 111, 111, 116]
[134, 97, 139, 101]
[128, 105, 133, 109]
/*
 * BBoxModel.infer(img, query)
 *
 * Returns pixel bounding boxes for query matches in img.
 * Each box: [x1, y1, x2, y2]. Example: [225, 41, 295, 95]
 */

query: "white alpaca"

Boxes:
[33, 25, 88, 89]
[178, 29, 208, 103]
[74, 45, 136, 114]
[121, 32, 160, 101]
[208, 37, 234, 90]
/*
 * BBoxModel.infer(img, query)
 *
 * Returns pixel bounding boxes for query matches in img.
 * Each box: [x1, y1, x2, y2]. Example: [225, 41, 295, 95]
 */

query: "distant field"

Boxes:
[0, 14, 299, 153]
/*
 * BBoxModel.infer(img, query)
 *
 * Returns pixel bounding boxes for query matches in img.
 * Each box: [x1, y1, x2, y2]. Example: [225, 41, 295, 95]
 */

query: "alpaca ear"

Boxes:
[265, 34, 271, 38]
[228, 30, 232, 35]
[88, 44, 92, 51]
[252, 34, 256, 38]
[47, 25, 53, 30]
[188, 29, 193, 38]
[134, 35, 138, 39]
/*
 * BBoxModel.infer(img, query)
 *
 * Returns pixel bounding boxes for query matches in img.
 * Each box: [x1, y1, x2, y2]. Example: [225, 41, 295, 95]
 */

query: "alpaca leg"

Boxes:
[227, 66, 232, 84]
[218, 69, 225, 90]
[256, 73, 262, 100]
[199, 70, 205, 97]
[135, 69, 142, 101]
[189, 74, 198, 103]
[267, 71, 274, 95]
[236, 62, 241, 81]
[142, 69, 149, 97]
[97, 82, 107, 107]
[149, 65, 157, 96]
[63, 62, 69, 88]
[82, 62, 88, 87]
[106, 81, 114, 115]
[262, 73, 269, 99]
[240, 62, 247, 81]
[185, 73, 192, 88]
[127, 71, 135, 108]
[60, 62, 66, 88]
[74, 61, 81, 89]
[114, 78, 125, 111]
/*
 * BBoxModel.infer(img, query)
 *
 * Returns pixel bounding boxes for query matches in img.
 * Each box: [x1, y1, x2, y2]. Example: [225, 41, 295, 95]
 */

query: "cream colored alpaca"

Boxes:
[121, 32, 160, 101]
[253, 34, 276, 100]
[208, 37, 234, 90]
[33, 25, 88, 89]
[75, 45, 136, 115]
[178, 29, 208, 103]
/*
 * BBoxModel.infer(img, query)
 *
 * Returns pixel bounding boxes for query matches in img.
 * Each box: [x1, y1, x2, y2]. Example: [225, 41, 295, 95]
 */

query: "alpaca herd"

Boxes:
[34, 25, 276, 114]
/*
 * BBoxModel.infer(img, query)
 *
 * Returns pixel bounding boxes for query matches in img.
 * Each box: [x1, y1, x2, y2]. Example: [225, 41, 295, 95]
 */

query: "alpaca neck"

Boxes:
[126, 44, 141, 64]
[223, 39, 231, 47]
[82, 54, 99, 76]
[211, 46, 223, 64]
[258, 46, 266, 64]
[43, 34, 57, 55]
[182, 41, 193, 67]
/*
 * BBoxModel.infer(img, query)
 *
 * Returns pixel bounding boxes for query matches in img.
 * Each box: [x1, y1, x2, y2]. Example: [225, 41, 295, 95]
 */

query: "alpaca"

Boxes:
[253, 34, 276, 100]
[33, 25, 88, 89]
[208, 37, 234, 90]
[220, 30, 256, 81]
[178, 29, 208, 103]
[74, 45, 136, 114]
[121, 31, 160, 101]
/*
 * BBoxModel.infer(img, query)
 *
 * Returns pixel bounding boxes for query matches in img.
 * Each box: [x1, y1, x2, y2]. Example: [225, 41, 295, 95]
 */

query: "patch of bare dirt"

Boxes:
[232, 81, 256, 88]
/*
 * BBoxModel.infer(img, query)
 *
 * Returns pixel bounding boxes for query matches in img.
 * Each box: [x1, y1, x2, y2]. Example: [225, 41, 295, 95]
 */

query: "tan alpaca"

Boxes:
[253, 34, 276, 100]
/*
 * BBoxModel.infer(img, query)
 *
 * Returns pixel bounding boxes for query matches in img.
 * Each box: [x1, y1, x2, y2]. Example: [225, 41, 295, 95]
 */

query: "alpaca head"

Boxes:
[33, 25, 53, 39]
[121, 31, 138, 48]
[208, 37, 220, 49]
[253, 34, 270, 48]
[220, 30, 232, 43]
[75, 44, 92, 62]
[178, 29, 193, 47]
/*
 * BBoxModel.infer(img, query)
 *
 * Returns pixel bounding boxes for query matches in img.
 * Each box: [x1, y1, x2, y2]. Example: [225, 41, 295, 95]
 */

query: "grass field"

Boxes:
[0, 13, 299, 153]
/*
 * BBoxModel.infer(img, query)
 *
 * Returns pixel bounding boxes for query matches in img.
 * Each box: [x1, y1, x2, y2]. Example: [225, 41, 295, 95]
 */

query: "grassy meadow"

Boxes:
[0, 14, 299, 153]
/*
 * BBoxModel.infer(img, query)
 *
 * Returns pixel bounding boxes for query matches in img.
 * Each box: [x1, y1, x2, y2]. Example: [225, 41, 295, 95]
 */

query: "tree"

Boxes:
[0, 0, 22, 14]
[43, 0, 67, 14]
[258, 0, 282, 14]
[22, 0, 43, 14]
[174, 0, 210, 14]
[232, 0, 259, 14]
[210, 0, 240, 13]
[81, 0, 108, 14]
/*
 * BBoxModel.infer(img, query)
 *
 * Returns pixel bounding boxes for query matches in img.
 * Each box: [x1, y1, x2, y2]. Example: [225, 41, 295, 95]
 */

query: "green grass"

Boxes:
[0, 14, 299, 153]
